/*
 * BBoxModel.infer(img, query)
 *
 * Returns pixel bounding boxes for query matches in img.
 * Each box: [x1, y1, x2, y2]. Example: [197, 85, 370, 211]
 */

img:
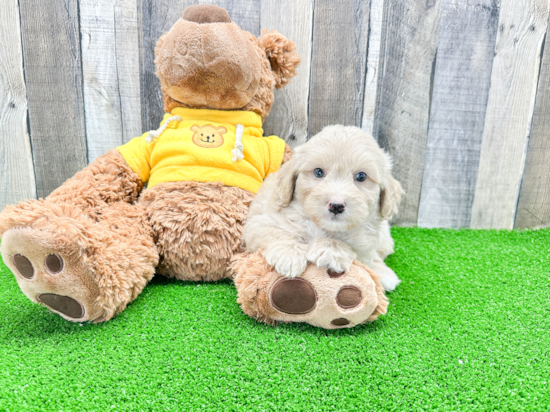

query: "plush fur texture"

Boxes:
[155, 11, 300, 120]
[0, 4, 301, 323]
[258, 30, 301, 90]
[155, 20, 262, 111]
[47, 149, 144, 210]
[0, 144, 294, 322]
[139, 181, 253, 282]
[182, 4, 231, 24]
[232, 251, 388, 329]
[243, 125, 404, 292]
[0, 197, 158, 322]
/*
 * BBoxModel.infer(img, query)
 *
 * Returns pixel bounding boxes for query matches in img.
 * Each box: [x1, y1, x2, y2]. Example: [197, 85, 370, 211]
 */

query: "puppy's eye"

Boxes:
[313, 168, 325, 178]
[355, 172, 367, 182]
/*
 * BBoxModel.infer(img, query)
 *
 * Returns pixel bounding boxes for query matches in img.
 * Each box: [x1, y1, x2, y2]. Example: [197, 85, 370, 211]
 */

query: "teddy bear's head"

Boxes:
[154, 4, 300, 120]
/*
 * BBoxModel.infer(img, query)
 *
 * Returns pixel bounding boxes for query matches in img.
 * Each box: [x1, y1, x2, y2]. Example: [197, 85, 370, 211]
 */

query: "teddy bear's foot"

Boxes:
[232, 251, 389, 329]
[1, 227, 103, 321]
[0, 201, 158, 322]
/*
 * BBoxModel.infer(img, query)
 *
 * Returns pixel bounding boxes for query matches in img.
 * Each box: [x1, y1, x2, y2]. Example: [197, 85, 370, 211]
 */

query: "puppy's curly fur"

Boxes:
[243, 125, 404, 291]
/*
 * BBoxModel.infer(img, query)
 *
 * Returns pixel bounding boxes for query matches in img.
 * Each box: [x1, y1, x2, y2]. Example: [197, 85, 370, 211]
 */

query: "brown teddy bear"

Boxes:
[0, 5, 299, 322]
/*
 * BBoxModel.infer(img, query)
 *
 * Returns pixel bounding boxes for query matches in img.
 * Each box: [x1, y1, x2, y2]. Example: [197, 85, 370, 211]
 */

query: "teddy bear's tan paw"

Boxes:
[269, 277, 367, 328]
[268, 264, 386, 329]
[1, 227, 101, 321]
[233, 251, 389, 329]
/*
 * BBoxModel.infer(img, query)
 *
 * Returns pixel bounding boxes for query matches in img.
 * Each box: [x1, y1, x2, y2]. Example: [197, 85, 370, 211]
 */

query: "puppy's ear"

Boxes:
[257, 30, 301, 89]
[380, 175, 403, 220]
[275, 156, 298, 209]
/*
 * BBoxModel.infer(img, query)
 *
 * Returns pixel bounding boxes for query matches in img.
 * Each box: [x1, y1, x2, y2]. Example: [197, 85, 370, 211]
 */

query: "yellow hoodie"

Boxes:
[117, 107, 286, 194]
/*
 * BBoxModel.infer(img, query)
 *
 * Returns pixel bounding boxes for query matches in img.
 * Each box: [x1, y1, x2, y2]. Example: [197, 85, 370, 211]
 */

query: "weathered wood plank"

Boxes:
[19, 0, 87, 198]
[515, 20, 550, 229]
[373, 0, 442, 226]
[0, 0, 36, 210]
[308, 0, 370, 137]
[417, 0, 500, 228]
[471, 0, 549, 229]
[260, 0, 314, 147]
[140, 0, 261, 132]
[80, 0, 142, 162]
[361, 0, 384, 135]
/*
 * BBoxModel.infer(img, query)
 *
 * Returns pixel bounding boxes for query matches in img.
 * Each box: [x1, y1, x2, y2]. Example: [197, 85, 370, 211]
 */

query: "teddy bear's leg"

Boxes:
[139, 181, 253, 282]
[0, 201, 158, 322]
[0, 150, 158, 322]
[232, 251, 389, 329]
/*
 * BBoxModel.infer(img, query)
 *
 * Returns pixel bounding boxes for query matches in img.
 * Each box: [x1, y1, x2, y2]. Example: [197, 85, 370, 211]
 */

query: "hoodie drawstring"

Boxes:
[145, 115, 182, 143]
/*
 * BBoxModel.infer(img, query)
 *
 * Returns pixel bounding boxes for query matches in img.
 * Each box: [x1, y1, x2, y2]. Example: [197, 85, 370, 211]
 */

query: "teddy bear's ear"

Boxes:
[190, 125, 200, 132]
[217, 126, 227, 134]
[257, 30, 301, 89]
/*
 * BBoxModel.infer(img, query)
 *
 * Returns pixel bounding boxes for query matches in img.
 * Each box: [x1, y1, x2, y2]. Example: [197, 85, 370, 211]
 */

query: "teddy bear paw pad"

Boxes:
[1, 228, 101, 321]
[36, 294, 84, 319]
[270, 278, 317, 314]
[13, 254, 35, 279]
[331, 318, 351, 327]
[44, 254, 64, 274]
[327, 270, 345, 278]
[336, 286, 362, 309]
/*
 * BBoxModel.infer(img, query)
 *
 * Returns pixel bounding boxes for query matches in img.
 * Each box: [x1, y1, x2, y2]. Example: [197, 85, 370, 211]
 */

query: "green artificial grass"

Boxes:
[1, 228, 549, 411]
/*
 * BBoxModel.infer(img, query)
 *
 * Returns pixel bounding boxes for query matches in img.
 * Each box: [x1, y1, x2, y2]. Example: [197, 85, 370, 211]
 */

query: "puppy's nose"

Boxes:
[329, 203, 345, 215]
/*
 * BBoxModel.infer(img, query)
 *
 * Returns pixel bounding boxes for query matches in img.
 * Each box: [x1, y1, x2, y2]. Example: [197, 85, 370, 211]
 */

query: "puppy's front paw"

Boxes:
[378, 271, 401, 291]
[307, 238, 356, 274]
[371, 258, 401, 291]
[263, 243, 308, 278]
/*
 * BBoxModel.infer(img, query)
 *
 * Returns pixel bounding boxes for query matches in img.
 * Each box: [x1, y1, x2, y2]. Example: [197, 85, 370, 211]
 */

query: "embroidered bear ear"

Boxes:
[217, 126, 228, 134]
[191, 125, 200, 132]
[257, 30, 301, 89]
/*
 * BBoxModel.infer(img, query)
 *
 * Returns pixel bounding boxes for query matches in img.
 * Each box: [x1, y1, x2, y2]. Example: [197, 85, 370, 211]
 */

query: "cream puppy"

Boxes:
[243, 125, 404, 291]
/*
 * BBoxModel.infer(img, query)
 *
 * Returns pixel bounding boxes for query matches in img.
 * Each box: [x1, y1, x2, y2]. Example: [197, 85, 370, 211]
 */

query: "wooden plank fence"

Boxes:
[1, 0, 549, 229]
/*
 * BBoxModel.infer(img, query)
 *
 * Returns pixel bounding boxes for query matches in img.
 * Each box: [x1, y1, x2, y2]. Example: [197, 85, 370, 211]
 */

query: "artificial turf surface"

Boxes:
[0, 228, 549, 411]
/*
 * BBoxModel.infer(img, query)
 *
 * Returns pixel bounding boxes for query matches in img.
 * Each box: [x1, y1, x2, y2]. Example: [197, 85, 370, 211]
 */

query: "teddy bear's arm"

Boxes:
[46, 149, 144, 209]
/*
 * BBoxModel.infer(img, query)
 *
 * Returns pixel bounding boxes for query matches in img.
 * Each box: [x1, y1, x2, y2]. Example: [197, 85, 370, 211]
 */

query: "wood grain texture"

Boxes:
[361, 0, 384, 135]
[19, 0, 87, 198]
[373, 0, 442, 226]
[80, 0, 142, 162]
[0, 0, 36, 209]
[140, 0, 261, 132]
[515, 20, 550, 229]
[308, 0, 370, 137]
[260, 0, 314, 147]
[471, 0, 549, 229]
[417, 0, 500, 228]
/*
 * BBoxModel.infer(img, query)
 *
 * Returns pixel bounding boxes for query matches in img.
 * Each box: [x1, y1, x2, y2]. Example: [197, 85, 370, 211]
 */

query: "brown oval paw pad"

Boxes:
[270, 278, 317, 314]
[336, 286, 362, 309]
[37, 294, 84, 319]
[45, 254, 64, 274]
[328, 270, 345, 278]
[331, 318, 350, 326]
[13, 254, 34, 279]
